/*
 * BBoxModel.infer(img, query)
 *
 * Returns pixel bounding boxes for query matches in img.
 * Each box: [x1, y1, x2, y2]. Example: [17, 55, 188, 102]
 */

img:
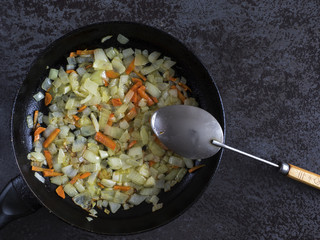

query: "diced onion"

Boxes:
[33, 92, 45, 102]
[117, 34, 129, 44]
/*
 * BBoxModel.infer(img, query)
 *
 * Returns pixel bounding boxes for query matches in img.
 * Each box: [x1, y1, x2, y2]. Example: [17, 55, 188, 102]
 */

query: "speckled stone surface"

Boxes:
[1, 0, 320, 239]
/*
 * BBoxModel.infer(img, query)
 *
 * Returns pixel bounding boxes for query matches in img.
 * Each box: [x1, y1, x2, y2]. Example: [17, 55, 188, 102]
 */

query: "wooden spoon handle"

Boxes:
[281, 163, 320, 190]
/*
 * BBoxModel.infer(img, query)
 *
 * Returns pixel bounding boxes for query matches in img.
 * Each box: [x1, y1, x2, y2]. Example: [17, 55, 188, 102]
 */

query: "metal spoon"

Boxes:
[151, 105, 320, 190]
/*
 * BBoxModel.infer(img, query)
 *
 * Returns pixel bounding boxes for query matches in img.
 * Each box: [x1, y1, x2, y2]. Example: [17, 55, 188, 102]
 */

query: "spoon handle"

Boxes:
[279, 163, 320, 190]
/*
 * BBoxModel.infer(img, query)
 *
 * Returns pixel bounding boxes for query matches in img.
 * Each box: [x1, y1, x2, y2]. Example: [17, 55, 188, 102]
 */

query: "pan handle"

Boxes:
[0, 175, 41, 229]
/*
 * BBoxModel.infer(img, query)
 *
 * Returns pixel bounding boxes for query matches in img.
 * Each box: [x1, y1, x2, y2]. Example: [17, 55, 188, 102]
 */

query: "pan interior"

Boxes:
[11, 22, 225, 234]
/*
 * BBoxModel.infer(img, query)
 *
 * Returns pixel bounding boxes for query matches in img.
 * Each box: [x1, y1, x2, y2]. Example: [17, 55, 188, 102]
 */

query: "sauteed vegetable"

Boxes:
[27, 35, 199, 217]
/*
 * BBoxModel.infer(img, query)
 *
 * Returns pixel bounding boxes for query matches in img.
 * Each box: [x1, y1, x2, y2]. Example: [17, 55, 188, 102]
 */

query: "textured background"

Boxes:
[1, 0, 320, 239]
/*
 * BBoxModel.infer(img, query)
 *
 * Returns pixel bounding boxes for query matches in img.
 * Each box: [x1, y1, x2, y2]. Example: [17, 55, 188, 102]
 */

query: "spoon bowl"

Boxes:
[151, 105, 224, 159]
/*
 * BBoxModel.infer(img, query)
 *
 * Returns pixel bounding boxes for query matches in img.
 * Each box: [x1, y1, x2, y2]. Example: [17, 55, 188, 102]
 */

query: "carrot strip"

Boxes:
[113, 185, 131, 191]
[56, 185, 65, 199]
[106, 70, 120, 78]
[79, 172, 91, 179]
[149, 160, 156, 167]
[125, 58, 135, 75]
[128, 140, 137, 149]
[33, 110, 39, 128]
[34, 127, 46, 142]
[95, 132, 117, 150]
[76, 49, 94, 55]
[131, 91, 138, 105]
[43, 171, 63, 177]
[44, 150, 53, 169]
[73, 115, 80, 121]
[154, 135, 168, 150]
[43, 128, 60, 148]
[107, 113, 115, 126]
[151, 96, 158, 103]
[137, 86, 154, 106]
[69, 52, 77, 57]
[44, 92, 53, 106]
[178, 82, 192, 92]
[97, 182, 105, 189]
[131, 77, 142, 84]
[85, 64, 93, 69]
[124, 107, 137, 122]
[96, 104, 102, 111]
[133, 69, 146, 81]
[188, 164, 206, 173]
[70, 173, 81, 184]
[171, 85, 186, 103]
[78, 105, 87, 112]
[169, 77, 177, 82]
[31, 166, 54, 172]
[103, 79, 109, 87]
[66, 69, 76, 74]
[111, 98, 122, 106]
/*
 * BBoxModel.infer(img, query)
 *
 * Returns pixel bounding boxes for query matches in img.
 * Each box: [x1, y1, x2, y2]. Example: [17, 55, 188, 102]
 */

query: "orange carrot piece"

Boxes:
[113, 185, 131, 191]
[131, 91, 138, 105]
[34, 127, 46, 142]
[95, 132, 117, 150]
[128, 140, 137, 149]
[154, 136, 168, 150]
[149, 160, 156, 167]
[43, 171, 63, 177]
[79, 172, 91, 179]
[133, 69, 146, 81]
[33, 110, 39, 128]
[31, 166, 54, 172]
[111, 98, 122, 106]
[97, 182, 105, 189]
[107, 113, 115, 126]
[70, 173, 81, 184]
[56, 185, 65, 199]
[76, 49, 94, 55]
[188, 164, 206, 173]
[124, 107, 137, 122]
[69, 52, 77, 57]
[103, 79, 109, 87]
[66, 69, 76, 74]
[178, 82, 192, 92]
[73, 115, 80, 121]
[137, 86, 154, 106]
[95, 104, 102, 111]
[78, 105, 87, 112]
[44, 150, 53, 169]
[106, 70, 120, 79]
[131, 77, 142, 84]
[151, 96, 158, 103]
[85, 64, 93, 69]
[125, 58, 135, 75]
[44, 92, 52, 106]
[43, 128, 60, 148]
[169, 77, 177, 82]
[171, 85, 186, 103]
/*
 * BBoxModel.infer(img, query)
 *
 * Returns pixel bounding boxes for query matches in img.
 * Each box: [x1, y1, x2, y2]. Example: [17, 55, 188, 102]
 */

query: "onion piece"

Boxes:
[34, 172, 45, 183]
[33, 92, 45, 102]
[117, 34, 129, 44]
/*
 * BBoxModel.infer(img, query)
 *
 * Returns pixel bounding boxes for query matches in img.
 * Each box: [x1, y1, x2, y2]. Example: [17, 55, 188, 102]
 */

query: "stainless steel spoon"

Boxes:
[151, 105, 320, 190]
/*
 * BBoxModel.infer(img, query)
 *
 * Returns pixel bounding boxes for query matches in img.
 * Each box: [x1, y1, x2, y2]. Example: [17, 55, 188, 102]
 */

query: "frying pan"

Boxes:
[0, 22, 225, 234]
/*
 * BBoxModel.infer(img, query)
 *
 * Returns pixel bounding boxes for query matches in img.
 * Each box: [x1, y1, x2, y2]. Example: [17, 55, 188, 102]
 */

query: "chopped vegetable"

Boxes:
[95, 132, 116, 150]
[117, 34, 129, 44]
[43, 128, 60, 148]
[34, 127, 46, 142]
[56, 185, 66, 199]
[188, 164, 206, 173]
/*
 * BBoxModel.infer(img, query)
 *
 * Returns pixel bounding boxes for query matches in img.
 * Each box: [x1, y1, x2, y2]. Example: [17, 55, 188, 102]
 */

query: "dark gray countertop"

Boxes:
[1, 0, 320, 239]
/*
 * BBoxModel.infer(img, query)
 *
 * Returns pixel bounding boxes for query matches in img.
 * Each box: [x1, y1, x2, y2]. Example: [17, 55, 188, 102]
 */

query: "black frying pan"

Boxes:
[1, 22, 225, 234]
